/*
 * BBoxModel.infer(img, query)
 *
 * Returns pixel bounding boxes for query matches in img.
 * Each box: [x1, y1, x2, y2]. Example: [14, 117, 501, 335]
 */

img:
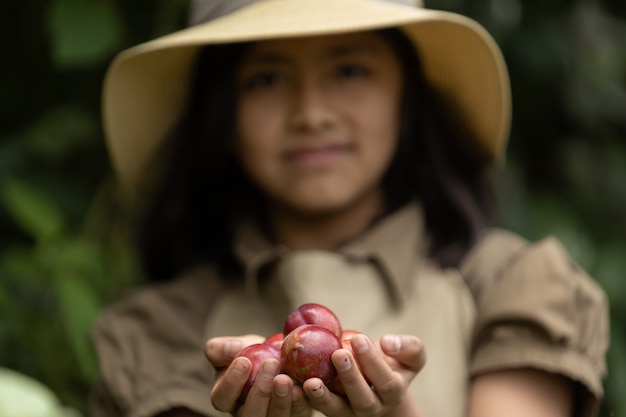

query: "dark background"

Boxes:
[1, 0, 624, 415]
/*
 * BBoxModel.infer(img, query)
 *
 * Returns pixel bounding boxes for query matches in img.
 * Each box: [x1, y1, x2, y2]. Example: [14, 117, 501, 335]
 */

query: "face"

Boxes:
[235, 31, 403, 217]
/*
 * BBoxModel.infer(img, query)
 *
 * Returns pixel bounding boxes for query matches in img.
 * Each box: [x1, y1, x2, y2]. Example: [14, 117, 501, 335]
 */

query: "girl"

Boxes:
[92, 1, 609, 416]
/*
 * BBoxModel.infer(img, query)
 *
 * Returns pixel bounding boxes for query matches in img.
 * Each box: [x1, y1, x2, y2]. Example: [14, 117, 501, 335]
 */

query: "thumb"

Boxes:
[380, 335, 427, 373]
[204, 335, 265, 367]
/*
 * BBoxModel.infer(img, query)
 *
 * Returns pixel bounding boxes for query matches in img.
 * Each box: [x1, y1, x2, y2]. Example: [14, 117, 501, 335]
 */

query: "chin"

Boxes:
[291, 202, 350, 217]
[283, 194, 354, 217]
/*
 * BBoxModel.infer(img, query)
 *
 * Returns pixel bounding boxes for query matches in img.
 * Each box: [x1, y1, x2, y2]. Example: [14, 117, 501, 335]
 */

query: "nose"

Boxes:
[289, 76, 336, 132]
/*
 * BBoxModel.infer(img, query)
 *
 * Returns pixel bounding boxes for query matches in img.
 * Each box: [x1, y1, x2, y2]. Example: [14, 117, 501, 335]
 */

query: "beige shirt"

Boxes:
[90, 203, 609, 417]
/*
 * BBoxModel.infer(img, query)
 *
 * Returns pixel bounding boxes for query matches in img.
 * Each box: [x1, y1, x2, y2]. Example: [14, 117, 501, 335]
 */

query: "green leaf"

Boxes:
[54, 272, 100, 382]
[27, 106, 97, 161]
[47, 0, 123, 69]
[43, 237, 106, 382]
[592, 242, 626, 309]
[604, 328, 626, 416]
[0, 367, 71, 417]
[0, 178, 65, 240]
[0, 135, 27, 177]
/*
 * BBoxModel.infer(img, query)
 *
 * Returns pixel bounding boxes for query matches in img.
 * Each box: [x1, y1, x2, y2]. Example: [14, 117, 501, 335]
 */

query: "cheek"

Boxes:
[358, 93, 402, 165]
[236, 99, 281, 157]
[235, 101, 286, 187]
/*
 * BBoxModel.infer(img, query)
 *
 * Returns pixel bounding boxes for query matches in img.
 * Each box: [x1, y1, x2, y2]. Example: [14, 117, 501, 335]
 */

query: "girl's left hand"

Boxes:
[302, 333, 426, 417]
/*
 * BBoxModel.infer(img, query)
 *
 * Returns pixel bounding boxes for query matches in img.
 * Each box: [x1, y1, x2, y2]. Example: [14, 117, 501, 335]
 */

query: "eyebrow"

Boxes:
[325, 43, 378, 59]
[240, 42, 379, 66]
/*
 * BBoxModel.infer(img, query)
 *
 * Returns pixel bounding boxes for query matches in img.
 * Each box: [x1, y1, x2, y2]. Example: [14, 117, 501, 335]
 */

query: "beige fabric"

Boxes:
[90, 267, 227, 417]
[460, 230, 609, 415]
[205, 253, 475, 417]
[90, 204, 609, 417]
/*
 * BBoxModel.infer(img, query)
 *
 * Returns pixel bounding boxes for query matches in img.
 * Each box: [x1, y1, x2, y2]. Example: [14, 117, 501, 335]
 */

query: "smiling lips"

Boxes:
[284, 144, 352, 168]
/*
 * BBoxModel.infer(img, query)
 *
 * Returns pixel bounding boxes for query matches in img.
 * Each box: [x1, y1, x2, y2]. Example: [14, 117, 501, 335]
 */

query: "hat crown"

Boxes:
[189, 0, 423, 26]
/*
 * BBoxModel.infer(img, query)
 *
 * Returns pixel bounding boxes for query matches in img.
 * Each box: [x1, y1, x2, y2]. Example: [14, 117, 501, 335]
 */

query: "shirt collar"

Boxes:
[233, 201, 429, 306]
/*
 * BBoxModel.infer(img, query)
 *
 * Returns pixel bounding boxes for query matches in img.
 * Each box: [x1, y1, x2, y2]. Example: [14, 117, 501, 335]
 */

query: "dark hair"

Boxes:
[379, 28, 496, 267]
[137, 29, 496, 282]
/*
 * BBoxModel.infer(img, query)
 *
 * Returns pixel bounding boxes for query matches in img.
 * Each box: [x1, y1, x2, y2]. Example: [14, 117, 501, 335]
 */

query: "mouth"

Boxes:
[283, 144, 352, 168]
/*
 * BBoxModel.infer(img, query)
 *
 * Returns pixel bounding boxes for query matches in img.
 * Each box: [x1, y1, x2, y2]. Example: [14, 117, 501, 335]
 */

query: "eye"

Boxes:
[336, 64, 369, 79]
[241, 71, 285, 90]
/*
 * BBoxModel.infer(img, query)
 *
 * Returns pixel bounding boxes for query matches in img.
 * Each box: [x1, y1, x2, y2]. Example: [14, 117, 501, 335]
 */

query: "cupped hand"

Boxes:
[204, 335, 313, 417]
[301, 334, 425, 417]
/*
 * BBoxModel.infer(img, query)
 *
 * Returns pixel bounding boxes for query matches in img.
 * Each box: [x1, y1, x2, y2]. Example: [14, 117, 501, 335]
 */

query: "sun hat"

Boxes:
[103, 0, 511, 191]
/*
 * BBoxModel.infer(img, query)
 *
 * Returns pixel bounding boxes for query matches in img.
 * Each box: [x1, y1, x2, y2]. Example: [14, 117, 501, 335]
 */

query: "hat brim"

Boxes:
[103, 0, 510, 190]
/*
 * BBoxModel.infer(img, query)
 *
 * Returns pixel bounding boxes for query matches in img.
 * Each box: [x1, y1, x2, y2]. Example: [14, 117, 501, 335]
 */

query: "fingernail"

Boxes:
[261, 360, 279, 381]
[351, 334, 369, 354]
[225, 340, 243, 358]
[275, 380, 289, 397]
[232, 357, 249, 377]
[334, 351, 352, 371]
[310, 384, 324, 398]
[382, 335, 402, 354]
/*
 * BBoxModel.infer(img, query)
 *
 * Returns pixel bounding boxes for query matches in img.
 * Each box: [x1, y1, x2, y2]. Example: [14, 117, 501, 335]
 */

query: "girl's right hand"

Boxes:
[301, 334, 425, 417]
[205, 336, 313, 417]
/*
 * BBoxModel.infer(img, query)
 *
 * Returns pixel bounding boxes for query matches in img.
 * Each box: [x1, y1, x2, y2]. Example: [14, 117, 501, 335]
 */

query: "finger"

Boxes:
[205, 335, 265, 367]
[302, 378, 352, 416]
[238, 358, 281, 416]
[211, 357, 251, 412]
[331, 348, 383, 414]
[267, 374, 294, 417]
[380, 334, 426, 378]
[290, 383, 314, 417]
[350, 334, 403, 406]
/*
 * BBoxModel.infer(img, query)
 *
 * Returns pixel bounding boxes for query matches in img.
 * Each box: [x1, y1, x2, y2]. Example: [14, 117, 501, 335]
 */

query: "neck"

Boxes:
[268, 193, 385, 251]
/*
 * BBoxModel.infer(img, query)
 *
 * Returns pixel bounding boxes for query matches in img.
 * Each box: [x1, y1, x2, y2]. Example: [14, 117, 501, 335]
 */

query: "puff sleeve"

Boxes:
[460, 229, 609, 416]
[89, 266, 226, 417]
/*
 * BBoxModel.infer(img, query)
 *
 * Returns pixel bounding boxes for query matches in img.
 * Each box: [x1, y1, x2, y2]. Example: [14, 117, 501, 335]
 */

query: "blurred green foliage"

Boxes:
[0, 0, 624, 415]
